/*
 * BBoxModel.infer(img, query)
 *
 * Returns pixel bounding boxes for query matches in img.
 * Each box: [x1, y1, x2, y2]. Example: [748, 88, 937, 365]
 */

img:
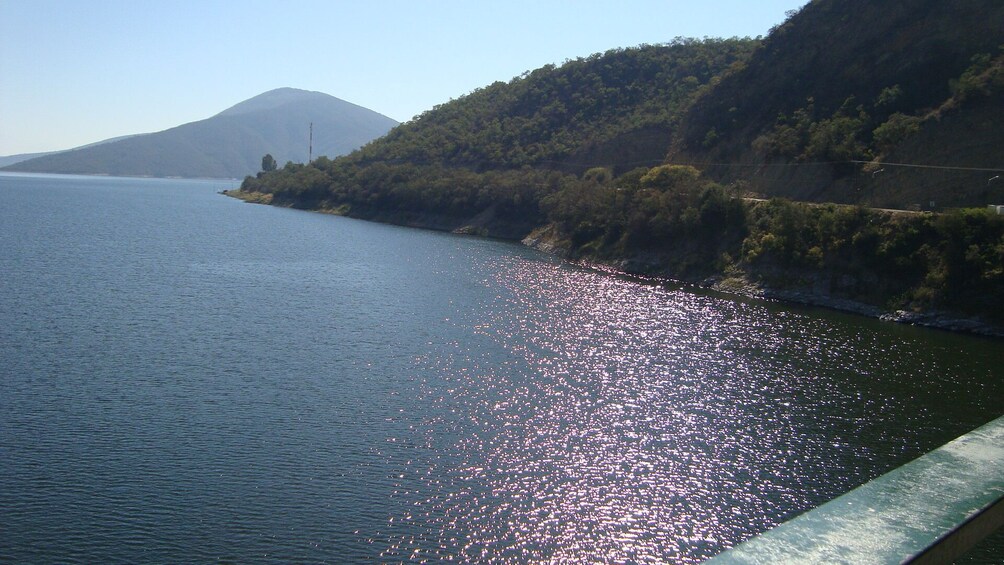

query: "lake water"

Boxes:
[1, 173, 1001, 563]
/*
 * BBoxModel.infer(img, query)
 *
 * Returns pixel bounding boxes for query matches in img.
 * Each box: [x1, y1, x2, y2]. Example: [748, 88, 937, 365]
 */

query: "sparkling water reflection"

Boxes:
[372, 255, 1002, 563]
[1, 173, 1001, 563]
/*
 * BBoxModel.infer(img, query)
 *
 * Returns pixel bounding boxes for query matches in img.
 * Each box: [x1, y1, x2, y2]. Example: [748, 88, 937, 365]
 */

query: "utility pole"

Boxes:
[309, 122, 313, 163]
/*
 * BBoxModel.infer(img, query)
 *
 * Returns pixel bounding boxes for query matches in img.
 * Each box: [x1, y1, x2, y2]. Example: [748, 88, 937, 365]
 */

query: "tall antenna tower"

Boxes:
[308, 122, 313, 163]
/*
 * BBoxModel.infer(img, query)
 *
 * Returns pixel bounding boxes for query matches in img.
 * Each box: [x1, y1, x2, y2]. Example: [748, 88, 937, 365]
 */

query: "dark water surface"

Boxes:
[1, 173, 1001, 563]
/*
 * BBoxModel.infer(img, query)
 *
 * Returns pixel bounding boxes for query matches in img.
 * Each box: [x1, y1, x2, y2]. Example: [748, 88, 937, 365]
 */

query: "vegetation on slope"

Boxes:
[240, 39, 756, 234]
[541, 165, 1004, 323]
[671, 0, 1004, 207]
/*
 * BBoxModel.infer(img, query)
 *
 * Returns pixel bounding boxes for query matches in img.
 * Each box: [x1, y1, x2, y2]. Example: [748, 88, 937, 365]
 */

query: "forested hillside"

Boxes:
[672, 0, 1004, 209]
[241, 39, 755, 236]
[235, 1, 1004, 329]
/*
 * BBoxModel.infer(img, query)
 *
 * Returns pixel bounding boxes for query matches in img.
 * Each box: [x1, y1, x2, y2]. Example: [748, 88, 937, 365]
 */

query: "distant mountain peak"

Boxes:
[216, 88, 346, 117]
[2, 88, 399, 179]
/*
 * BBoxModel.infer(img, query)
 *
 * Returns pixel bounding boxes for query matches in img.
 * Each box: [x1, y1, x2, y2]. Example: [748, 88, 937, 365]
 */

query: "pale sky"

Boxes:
[0, 0, 806, 156]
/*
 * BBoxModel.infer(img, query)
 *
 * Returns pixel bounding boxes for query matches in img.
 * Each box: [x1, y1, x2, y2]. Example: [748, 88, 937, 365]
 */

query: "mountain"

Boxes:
[233, 1, 1004, 327]
[0, 151, 59, 169]
[3, 88, 398, 179]
[669, 0, 1004, 208]
[340, 39, 756, 177]
[240, 0, 1003, 214]
[0, 135, 138, 168]
[240, 38, 758, 236]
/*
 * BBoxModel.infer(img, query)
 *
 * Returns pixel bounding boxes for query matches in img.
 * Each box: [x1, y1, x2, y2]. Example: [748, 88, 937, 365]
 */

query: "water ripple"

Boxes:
[1, 175, 1001, 563]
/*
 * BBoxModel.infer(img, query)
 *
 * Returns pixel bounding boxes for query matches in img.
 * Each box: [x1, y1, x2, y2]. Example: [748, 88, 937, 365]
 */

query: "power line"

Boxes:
[547, 157, 1004, 173]
[850, 160, 1004, 173]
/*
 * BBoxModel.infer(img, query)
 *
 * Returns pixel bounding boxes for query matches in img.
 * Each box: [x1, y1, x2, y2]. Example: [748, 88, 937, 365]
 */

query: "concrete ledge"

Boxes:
[707, 415, 1004, 564]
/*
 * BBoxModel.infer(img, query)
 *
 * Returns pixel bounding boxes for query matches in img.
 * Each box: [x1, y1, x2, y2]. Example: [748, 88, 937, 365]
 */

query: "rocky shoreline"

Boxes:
[521, 228, 1004, 339]
[712, 278, 1004, 337]
[228, 192, 1003, 338]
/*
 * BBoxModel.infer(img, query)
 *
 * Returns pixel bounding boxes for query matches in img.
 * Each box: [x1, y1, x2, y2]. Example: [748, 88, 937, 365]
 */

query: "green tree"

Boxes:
[261, 153, 277, 172]
[872, 113, 921, 154]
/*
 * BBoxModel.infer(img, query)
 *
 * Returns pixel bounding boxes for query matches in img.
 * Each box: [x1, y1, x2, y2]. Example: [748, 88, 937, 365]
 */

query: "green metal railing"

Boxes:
[708, 415, 1004, 564]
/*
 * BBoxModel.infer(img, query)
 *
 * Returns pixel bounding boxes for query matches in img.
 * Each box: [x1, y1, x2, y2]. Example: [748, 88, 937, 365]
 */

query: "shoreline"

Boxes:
[576, 255, 1004, 338]
[521, 227, 1004, 339]
[225, 190, 1004, 338]
[706, 275, 1004, 337]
